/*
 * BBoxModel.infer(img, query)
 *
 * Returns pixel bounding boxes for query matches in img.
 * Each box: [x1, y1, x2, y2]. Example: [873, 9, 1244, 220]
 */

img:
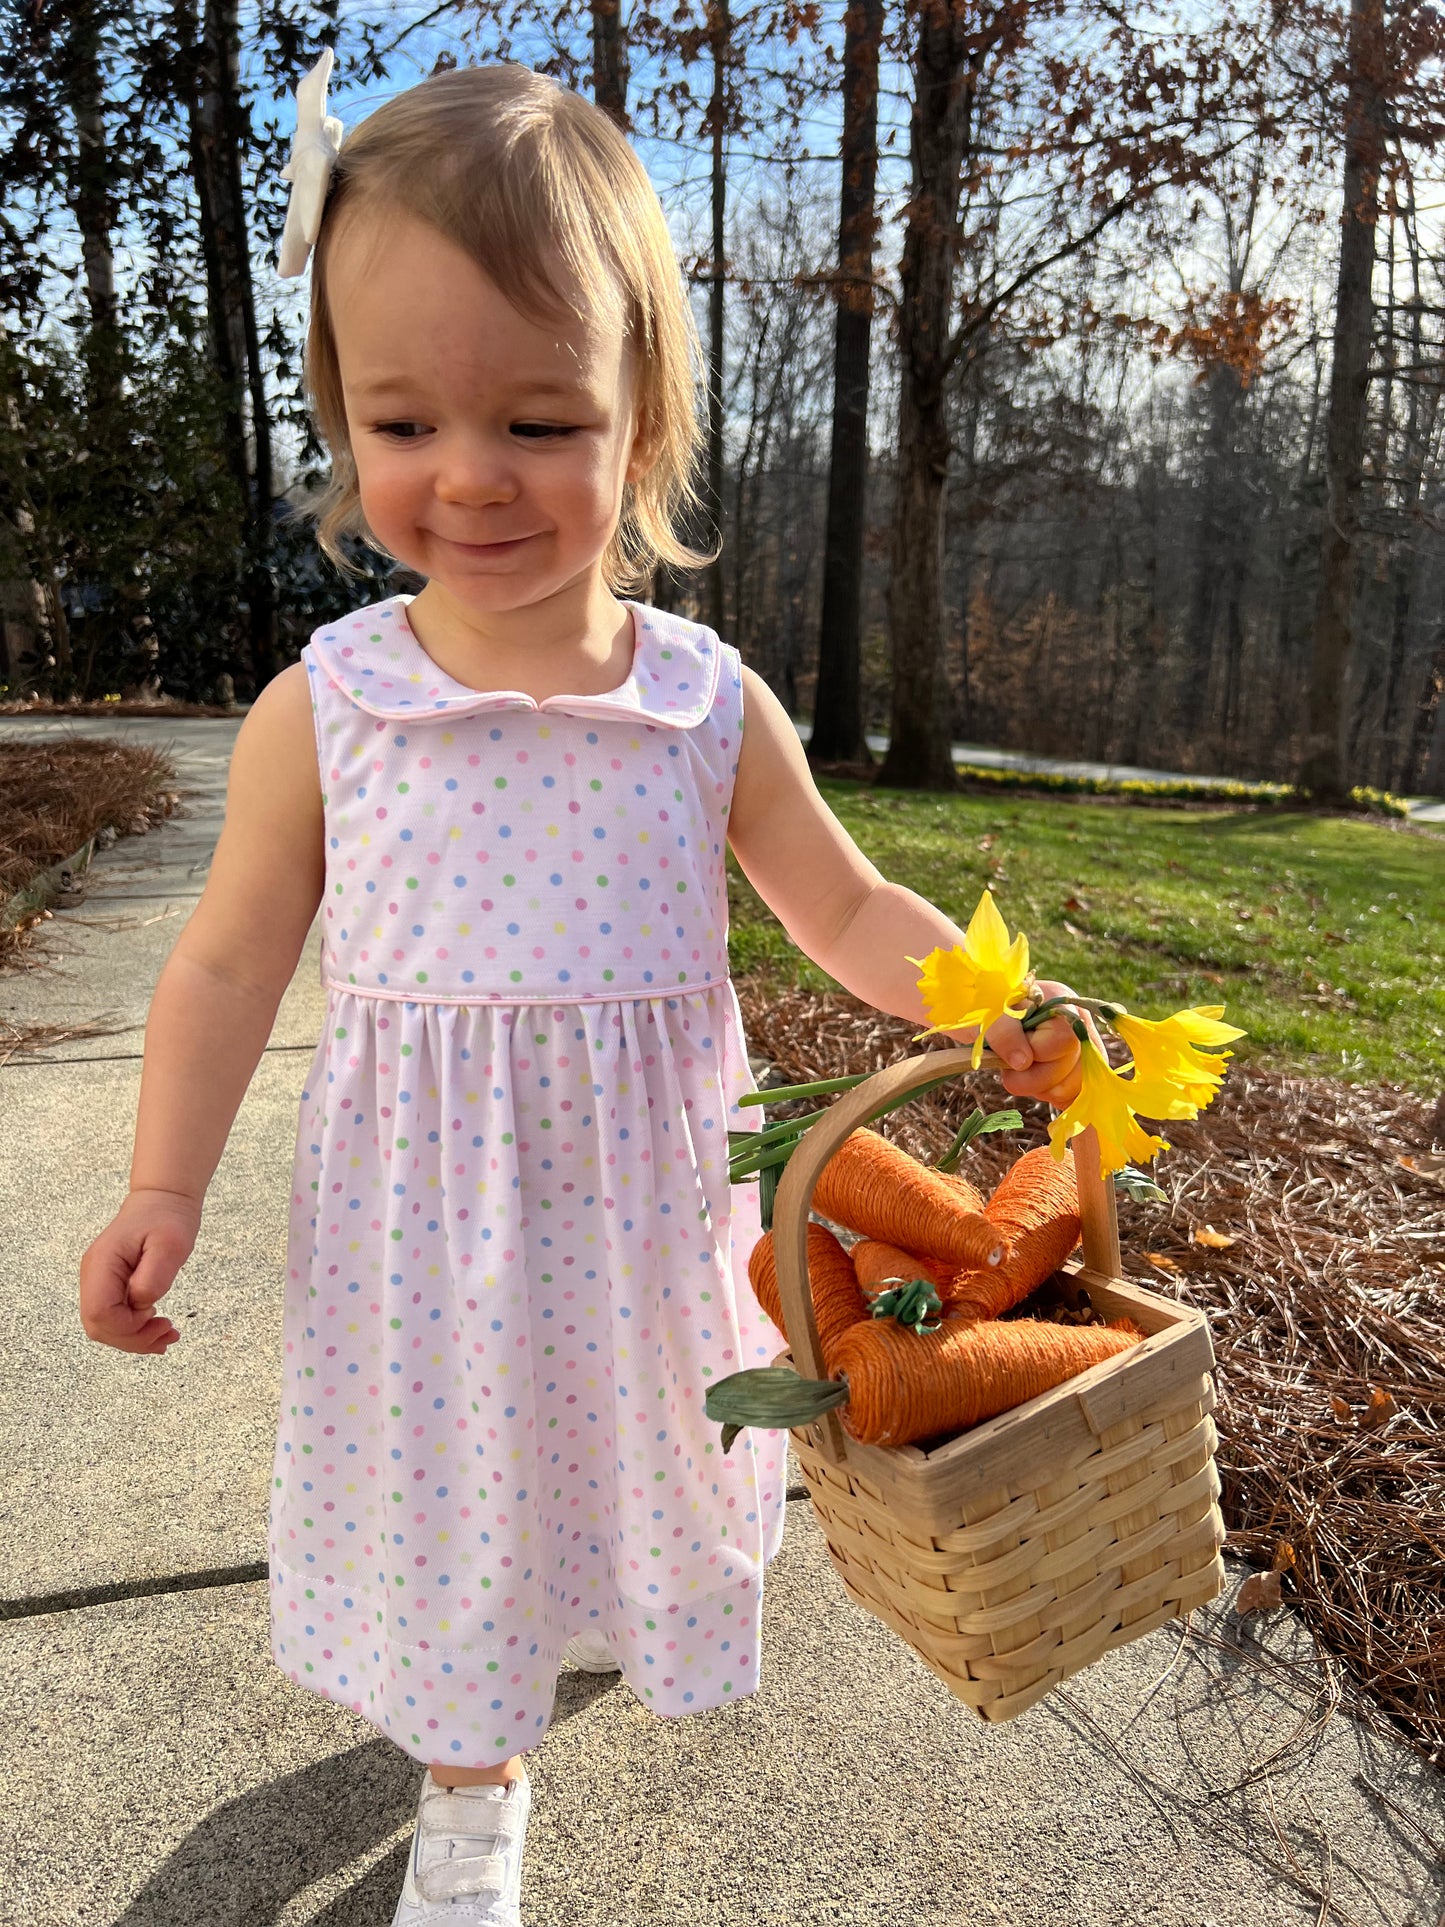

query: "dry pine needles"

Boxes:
[0, 737, 179, 969]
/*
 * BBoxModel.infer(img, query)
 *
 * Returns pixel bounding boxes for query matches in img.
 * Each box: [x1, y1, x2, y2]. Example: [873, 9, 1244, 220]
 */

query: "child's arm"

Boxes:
[78, 664, 325, 1355]
[728, 667, 1083, 1106]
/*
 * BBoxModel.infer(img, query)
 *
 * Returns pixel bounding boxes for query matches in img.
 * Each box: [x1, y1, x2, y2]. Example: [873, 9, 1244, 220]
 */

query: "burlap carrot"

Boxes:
[942, 1145, 1082, 1320]
[748, 1224, 869, 1369]
[829, 1313, 1144, 1447]
[812, 1130, 1006, 1270]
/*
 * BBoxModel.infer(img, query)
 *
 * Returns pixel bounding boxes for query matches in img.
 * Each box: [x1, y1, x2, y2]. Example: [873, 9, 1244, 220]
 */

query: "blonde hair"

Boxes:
[302, 63, 716, 592]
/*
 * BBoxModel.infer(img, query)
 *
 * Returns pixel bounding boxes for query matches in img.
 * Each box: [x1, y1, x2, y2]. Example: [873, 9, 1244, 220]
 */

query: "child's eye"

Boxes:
[512, 423, 577, 440]
[374, 422, 430, 441]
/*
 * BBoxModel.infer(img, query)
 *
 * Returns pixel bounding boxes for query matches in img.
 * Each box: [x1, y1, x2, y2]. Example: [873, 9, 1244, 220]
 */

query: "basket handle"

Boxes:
[769, 1046, 1120, 1461]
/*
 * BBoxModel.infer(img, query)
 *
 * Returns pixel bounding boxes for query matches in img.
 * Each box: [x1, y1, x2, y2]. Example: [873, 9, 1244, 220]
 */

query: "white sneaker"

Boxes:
[391, 1769, 531, 1925]
[562, 1628, 621, 1673]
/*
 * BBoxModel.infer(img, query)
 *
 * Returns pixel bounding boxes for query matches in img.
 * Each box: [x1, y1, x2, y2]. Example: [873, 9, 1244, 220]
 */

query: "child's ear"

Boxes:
[624, 402, 658, 487]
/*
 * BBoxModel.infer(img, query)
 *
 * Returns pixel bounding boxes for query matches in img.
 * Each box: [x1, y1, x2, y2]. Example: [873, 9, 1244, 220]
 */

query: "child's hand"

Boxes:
[984, 979, 1089, 1108]
[79, 1190, 201, 1356]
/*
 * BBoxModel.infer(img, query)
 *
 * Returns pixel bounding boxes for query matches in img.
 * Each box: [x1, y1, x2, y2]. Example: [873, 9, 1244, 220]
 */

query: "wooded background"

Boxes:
[3, 0, 1444, 800]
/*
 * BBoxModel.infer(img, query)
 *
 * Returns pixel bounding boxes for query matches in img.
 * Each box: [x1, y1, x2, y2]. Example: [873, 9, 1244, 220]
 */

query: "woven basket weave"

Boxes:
[770, 1045, 1227, 1723]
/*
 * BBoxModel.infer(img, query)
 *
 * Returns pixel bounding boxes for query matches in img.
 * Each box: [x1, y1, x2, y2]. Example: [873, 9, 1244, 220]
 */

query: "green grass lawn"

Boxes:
[726, 784, 1445, 1093]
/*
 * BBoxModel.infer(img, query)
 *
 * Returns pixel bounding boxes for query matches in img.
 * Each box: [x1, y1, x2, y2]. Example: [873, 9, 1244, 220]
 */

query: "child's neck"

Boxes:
[404, 577, 637, 702]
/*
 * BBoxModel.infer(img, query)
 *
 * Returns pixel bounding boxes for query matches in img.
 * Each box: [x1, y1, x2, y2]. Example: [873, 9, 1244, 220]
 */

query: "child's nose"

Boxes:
[434, 436, 518, 505]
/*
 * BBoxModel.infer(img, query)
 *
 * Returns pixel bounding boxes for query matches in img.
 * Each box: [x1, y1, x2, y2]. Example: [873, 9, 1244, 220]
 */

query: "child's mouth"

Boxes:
[441, 533, 535, 555]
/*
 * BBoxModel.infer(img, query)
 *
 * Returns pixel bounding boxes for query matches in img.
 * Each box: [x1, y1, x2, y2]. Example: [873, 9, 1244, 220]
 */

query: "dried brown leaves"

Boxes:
[736, 979, 1445, 1763]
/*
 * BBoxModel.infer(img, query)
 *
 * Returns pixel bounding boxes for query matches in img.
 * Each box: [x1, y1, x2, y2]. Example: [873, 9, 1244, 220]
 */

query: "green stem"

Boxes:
[1022, 994, 1125, 1032]
[733, 1109, 828, 1150]
[736, 1072, 871, 1109]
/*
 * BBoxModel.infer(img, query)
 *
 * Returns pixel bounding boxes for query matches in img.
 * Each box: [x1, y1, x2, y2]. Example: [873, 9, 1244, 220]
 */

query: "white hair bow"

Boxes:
[277, 49, 344, 278]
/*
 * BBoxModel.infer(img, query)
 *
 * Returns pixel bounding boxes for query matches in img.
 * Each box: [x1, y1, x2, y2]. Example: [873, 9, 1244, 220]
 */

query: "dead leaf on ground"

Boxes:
[1271, 1540, 1296, 1573]
[1063, 894, 1091, 912]
[1063, 919, 1084, 940]
[1398, 1152, 1445, 1188]
[1145, 1252, 1182, 1270]
[1360, 1386, 1398, 1430]
[1330, 1394, 1353, 1421]
[1194, 1225, 1236, 1249]
[977, 834, 996, 852]
[1236, 1569, 1285, 1615]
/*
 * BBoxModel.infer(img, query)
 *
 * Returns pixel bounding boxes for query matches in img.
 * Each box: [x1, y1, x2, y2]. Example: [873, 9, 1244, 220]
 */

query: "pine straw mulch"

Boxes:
[735, 977, 1445, 1767]
[0, 737, 181, 972]
[0, 697, 239, 716]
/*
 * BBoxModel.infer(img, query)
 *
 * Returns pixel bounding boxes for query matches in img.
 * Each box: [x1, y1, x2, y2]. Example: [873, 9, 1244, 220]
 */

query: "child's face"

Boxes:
[327, 209, 649, 611]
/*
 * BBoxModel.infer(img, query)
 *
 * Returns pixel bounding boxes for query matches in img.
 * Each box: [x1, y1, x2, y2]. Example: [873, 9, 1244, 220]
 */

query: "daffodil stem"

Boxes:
[1022, 994, 1125, 1032]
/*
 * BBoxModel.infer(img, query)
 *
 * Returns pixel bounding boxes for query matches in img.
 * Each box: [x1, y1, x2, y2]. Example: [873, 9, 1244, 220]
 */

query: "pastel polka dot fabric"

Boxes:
[269, 596, 788, 1767]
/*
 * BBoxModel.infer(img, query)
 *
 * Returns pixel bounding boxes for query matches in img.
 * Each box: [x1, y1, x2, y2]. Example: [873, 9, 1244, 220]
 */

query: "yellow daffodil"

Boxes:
[907, 889, 1033, 1068]
[1048, 1037, 1170, 1175]
[1113, 1006, 1246, 1120]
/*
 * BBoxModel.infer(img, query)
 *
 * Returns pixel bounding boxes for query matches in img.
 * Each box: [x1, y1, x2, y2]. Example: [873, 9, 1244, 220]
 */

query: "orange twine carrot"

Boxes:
[941, 1145, 1082, 1320]
[850, 1239, 954, 1296]
[747, 1224, 870, 1370]
[937, 1169, 986, 1215]
[829, 1314, 1143, 1447]
[812, 1130, 1007, 1270]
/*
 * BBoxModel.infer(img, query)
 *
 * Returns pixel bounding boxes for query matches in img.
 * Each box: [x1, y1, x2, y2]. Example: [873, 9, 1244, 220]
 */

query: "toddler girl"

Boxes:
[78, 60, 1083, 1926]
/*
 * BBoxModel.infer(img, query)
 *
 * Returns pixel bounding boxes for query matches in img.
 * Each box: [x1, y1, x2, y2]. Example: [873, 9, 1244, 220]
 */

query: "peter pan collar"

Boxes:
[305, 594, 721, 728]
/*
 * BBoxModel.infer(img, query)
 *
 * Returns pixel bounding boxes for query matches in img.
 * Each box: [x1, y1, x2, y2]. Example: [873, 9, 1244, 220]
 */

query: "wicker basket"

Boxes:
[770, 1046, 1227, 1723]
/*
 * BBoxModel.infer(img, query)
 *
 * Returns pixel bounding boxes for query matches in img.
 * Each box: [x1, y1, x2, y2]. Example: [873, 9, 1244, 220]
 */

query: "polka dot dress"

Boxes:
[269, 595, 788, 1767]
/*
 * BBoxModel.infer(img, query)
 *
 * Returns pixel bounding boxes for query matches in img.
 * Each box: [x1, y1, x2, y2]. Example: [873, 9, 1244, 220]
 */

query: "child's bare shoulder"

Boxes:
[176, 661, 324, 997]
[234, 660, 320, 786]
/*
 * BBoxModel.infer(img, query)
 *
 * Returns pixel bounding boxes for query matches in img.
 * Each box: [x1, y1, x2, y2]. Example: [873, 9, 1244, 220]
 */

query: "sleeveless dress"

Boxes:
[268, 593, 789, 1768]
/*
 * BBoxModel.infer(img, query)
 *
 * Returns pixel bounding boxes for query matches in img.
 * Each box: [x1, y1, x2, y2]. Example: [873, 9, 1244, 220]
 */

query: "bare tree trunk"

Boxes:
[809, 0, 884, 767]
[1300, 0, 1385, 798]
[1180, 366, 1242, 741]
[183, 0, 278, 695]
[878, 0, 977, 791]
[591, 0, 629, 128]
[69, 2, 118, 418]
[1405, 629, 1445, 790]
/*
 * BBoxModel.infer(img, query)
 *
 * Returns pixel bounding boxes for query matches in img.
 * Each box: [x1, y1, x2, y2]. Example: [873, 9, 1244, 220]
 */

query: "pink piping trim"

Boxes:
[322, 975, 727, 1008]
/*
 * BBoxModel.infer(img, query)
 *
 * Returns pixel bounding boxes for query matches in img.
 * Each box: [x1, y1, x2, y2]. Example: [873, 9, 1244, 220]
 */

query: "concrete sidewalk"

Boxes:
[3, 714, 1443, 1927]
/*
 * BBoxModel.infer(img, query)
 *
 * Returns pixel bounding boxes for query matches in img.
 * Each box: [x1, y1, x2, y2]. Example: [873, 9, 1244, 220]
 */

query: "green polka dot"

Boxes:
[509, 969, 523, 982]
[406, 877, 418, 890]
[503, 874, 516, 886]
[596, 874, 608, 887]
[589, 778, 602, 791]
[416, 971, 428, 984]
[397, 781, 409, 794]
[494, 776, 507, 788]
[602, 968, 614, 982]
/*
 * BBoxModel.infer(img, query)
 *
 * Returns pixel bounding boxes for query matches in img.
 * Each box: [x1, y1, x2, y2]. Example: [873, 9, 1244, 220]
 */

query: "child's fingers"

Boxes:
[1024, 1013, 1079, 1064]
[999, 1057, 1083, 1106]
[80, 1220, 188, 1355]
[983, 1012, 1032, 1072]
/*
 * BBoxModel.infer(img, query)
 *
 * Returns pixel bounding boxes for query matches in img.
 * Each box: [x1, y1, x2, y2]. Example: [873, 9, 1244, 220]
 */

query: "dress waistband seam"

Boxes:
[321, 975, 730, 1007]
